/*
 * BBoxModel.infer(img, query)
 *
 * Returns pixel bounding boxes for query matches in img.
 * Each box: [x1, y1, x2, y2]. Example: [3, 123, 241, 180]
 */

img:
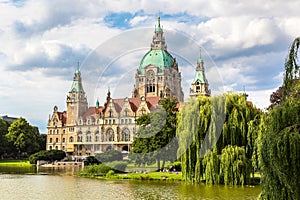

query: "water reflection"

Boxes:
[0, 168, 261, 200]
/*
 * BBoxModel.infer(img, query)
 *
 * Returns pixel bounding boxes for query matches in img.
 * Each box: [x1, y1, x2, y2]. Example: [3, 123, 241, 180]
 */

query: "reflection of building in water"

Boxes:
[46, 17, 210, 157]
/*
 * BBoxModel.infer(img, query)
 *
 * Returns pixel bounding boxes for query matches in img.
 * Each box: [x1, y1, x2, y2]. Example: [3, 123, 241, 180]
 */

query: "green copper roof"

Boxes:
[96, 99, 100, 109]
[70, 80, 83, 92]
[193, 71, 207, 84]
[70, 69, 84, 92]
[138, 49, 175, 74]
[197, 58, 204, 63]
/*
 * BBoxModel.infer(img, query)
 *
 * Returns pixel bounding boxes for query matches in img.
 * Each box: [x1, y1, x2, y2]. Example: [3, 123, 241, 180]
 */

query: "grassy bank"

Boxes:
[79, 170, 182, 181]
[0, 160, 31, 167]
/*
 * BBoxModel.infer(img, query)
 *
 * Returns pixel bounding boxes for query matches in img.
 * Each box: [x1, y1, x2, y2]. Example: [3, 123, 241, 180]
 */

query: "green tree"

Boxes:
[177, 93, 260, 184]
[259, 37, 300, 199]
[6, 117, 40, 157]
[0, 119, 13, 158]
[131, 98, 179, 170]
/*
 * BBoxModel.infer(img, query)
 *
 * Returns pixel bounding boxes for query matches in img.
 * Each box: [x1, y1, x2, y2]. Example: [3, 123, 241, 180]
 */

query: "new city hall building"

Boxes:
[46, 17, 210, 157]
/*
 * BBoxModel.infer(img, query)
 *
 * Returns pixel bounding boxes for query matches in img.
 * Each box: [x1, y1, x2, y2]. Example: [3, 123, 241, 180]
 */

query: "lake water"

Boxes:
[0, 167, 261, 200]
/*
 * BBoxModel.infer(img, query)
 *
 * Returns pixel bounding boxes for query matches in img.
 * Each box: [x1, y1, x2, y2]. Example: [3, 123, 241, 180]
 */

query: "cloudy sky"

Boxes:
[0, 0, 299, 132]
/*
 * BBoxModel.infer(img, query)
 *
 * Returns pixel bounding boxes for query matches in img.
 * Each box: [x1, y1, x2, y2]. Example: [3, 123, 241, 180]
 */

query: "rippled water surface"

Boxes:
[0, 168, 261, 200]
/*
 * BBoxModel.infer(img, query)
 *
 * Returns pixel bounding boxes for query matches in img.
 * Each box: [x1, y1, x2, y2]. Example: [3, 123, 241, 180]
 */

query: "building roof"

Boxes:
[57, 111, 67, 125]
[139, 49, 175, 74]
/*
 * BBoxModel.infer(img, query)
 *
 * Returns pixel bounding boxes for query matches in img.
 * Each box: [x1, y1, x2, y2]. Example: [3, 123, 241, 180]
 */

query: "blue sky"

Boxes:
[0, 0, 300, 132]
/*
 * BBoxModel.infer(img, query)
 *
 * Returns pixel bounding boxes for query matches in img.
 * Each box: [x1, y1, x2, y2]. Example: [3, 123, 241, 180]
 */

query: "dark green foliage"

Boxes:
[0, 119, 15, 158]
[29, 150, 66, 164]
[6, 118, 42, 157]
[259, 88, 300, 199]
[84, 156, 101, 166]
[95, 150, 123, 163]
[106, 161, 128, 172]
[131, 98, 179, 170]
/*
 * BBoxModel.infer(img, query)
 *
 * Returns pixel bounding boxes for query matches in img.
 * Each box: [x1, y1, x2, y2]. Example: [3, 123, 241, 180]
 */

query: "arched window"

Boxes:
[62, 138, 65, 143]
[69, 136, 73, 142]
[122, 128, 130, 142]
[49, 146, 52, 150]
[106, 128, 114, 142]
[86, 131, 91, 142]
[55, 138, 59, 143]
[77, 131, 82, 142]
[95, 131, 99, 142]
[49, 138, 52, 143]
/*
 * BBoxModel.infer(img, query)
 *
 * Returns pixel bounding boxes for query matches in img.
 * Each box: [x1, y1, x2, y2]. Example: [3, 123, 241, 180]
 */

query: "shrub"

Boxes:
[106, 170, 115, 178]
[84, 156, 101, 166]
[29, 150, 66, 164]
[95, 150, 123, 163]
[106, 161, 128, 172]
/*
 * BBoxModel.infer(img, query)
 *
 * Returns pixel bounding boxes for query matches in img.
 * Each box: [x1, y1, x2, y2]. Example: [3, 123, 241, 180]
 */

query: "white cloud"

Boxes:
[0, 0, 298, 131]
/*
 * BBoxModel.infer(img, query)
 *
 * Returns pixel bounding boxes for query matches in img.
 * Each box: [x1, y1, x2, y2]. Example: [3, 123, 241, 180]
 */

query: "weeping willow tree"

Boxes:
[177, 93, 260, 185]
[258, 38, 300, 200]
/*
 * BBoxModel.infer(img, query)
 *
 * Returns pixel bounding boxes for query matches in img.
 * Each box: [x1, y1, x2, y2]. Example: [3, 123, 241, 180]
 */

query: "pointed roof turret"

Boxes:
[70, 68, 84, 92]
[96, 99, 100, 109]
[155, 15, 163, 32]
[190, 56, 210, 97]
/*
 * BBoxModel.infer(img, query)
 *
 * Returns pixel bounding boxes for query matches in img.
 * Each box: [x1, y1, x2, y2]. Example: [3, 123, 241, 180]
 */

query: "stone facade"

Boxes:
[46, 17, 209, 157]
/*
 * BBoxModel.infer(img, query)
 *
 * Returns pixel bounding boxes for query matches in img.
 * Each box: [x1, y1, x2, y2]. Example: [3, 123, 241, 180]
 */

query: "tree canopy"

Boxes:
[258, 37, 300, 199]
[177, 93, 260, 185]
[6, 117, 41, 157]
[130, 98, 179, 170]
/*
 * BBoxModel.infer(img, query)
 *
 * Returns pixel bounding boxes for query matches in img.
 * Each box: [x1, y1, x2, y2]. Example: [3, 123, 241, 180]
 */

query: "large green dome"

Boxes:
[138, 49, 175, 74]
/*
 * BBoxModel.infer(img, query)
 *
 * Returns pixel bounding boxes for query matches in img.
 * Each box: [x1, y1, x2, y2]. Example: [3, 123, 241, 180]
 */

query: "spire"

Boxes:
[152, 16, 166, 50]
[190, 57, 210, 97]
[155, 15, 163, 32]
[96, 99, 100, 109]
[70, 68, 84, 92]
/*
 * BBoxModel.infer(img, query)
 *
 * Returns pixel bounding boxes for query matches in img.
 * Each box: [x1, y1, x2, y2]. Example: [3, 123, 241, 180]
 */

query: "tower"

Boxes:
[132, 16, 184, 102]
[190, 57, 211, 97]
[66, 69, 88, 125]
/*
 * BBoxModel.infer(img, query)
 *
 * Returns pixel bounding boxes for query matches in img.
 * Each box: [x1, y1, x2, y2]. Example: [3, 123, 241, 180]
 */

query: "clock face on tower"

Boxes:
[147, 70, 155, 82]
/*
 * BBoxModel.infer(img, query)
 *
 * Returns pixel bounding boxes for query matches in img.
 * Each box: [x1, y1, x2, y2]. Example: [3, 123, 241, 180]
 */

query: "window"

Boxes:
[55, 146, 58, 150]
[62, 146, 65, 150]
[86, 131, 91, 142]
[57, 130, 59, 134]
[63, 130, 65, 134]
[55, 138, 59, 143]
[122, 128, 130, 142]
[63, 138, 65, 143]
[69, 136, 73, 142]
[49, 138, 52, 143]
[95, 131, 99, 142]
[50, 130, 52, 134]
[124, 108, 129, 117]
[49, 146, 52, 150]
[106, 129, 114, 142]
[109, 109, 113, 117]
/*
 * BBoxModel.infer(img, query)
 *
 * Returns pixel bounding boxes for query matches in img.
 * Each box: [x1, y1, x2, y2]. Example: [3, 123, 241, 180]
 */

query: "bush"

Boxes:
[84, 156, 101, 166]
[106, 170, 115, 178]
[95, 150, 123, 163]
[29, 150, 66, 164]
[106, 161, 128, 172]
[83, 164, 112, 175]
